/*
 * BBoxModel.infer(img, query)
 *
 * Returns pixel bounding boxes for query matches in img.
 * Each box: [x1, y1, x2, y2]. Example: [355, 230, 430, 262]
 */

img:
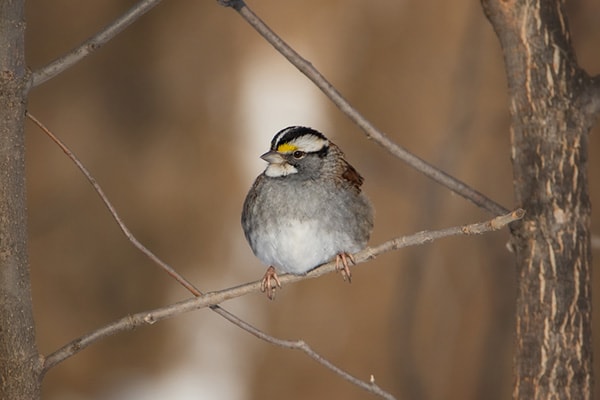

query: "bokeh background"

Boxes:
[24, 1, 600, 399]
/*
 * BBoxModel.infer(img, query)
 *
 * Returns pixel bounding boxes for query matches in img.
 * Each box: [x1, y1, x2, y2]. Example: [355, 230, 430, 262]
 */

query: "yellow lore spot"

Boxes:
[277, 143, 297, 153]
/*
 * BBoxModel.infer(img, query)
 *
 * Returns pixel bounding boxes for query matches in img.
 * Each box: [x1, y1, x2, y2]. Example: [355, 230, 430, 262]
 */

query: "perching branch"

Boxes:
[27, 112, 396, 400]
[29, 111, 522, 400]
[42, 208, 523, 373]
[218, 0, 508, 216]
[31, 0, 162, 87]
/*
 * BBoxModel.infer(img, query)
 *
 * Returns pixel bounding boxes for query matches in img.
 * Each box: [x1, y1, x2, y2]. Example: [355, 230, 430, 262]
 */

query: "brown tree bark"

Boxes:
[482, 0, 599, 398]
[0, 0, 42, 398]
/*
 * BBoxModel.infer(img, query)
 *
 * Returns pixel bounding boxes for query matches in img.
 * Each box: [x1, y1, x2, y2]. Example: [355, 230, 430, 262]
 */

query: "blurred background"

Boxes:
[24, 1, 599, 399]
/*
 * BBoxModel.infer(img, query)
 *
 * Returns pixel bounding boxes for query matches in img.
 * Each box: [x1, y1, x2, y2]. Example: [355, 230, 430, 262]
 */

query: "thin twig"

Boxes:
[31, 0, 163, 87]
[26, 112, 200, 295]
[211, 307, 397, 400]
[27, 112, 397, 399]
[218, 0, 508, 216]
[42, 208, 523, 374]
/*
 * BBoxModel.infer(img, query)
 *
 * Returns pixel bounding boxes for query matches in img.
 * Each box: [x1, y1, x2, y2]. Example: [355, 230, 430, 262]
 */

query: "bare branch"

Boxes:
[27, 112, 398, 399]
[41, 208, 523, 374]
[26, 112, 199, 294]
[218, 0, 508, 216]
[210, 307, 397, 400]
[31, 0, 162, 87]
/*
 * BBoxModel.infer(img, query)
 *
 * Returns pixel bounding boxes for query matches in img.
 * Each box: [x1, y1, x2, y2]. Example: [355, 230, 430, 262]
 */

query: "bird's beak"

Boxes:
[260, 150, 285, 164]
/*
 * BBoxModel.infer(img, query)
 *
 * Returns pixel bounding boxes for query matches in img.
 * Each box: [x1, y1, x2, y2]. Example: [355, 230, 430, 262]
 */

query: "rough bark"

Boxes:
[482, 0, 597, 399]
[0, 0, 42, 398]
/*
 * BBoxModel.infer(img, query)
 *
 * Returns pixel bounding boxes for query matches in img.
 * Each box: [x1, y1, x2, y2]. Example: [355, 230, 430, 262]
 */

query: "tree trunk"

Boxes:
[482, 0, 598, 398]
[0, 0, 42, 398]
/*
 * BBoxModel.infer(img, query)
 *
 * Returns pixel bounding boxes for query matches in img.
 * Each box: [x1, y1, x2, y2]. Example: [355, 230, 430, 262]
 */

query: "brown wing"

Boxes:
[341, 159, 364, 192]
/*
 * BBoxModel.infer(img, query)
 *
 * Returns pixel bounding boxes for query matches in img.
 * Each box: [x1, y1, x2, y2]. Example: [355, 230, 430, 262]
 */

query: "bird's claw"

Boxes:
[335, 252, 355, 283]
[260, 266, 282, 300]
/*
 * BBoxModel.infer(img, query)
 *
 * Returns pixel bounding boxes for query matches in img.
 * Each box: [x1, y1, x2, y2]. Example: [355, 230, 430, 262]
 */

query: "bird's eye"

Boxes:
[292, 150, 306, 159]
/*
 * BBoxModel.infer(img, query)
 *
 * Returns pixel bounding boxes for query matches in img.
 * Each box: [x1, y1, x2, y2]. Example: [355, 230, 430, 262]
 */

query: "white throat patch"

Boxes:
[265, 162, 298, 177]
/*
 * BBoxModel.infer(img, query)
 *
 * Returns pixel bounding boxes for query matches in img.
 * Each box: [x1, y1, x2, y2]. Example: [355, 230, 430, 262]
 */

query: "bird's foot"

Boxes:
[260, 266, 282, 300]
[335, 252, 355, 283]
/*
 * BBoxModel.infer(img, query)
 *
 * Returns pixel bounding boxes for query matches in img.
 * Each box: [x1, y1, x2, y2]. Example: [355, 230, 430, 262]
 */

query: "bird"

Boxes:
[241, 126, 373, 299]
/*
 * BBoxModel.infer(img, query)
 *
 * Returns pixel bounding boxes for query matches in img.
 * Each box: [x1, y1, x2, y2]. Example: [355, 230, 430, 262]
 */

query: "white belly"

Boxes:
[252, 218, 358, 275]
